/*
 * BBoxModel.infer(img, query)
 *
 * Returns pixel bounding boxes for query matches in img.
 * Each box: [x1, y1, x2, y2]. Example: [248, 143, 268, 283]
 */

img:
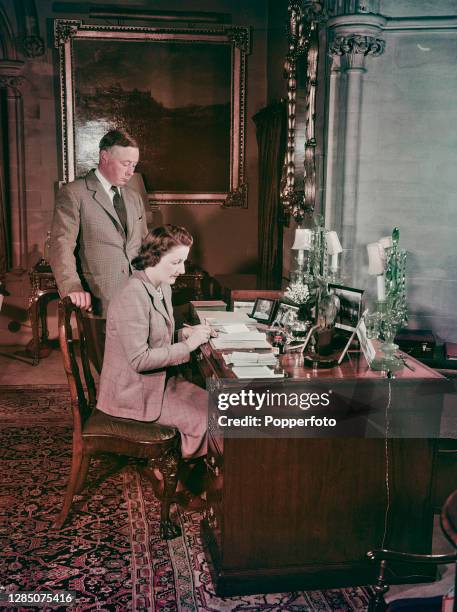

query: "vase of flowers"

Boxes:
[283, 281, 313, 336]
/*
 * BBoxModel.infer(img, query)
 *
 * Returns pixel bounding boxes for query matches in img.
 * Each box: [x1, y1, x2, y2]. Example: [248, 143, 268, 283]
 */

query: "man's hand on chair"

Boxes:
[67, 291, 92, 312]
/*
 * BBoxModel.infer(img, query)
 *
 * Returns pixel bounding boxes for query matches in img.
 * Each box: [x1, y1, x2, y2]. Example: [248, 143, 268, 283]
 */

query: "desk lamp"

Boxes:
[291, 228, 312, 283]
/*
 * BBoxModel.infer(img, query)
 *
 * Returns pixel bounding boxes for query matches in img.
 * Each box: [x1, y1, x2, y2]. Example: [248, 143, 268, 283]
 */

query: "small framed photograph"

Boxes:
[272, 302, 299, 328]
[356, 318, 376, 365]
[251, 298, 278, 324]
[328, 284, 364, 332]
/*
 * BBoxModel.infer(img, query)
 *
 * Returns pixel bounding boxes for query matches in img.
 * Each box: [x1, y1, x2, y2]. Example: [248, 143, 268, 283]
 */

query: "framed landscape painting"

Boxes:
[55, 20, 250, 206]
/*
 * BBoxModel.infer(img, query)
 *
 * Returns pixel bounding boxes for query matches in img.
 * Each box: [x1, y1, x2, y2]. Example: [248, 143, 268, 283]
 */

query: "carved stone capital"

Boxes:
[0, 60, 24, 92]
[326, 0, 381, 17]
[54, 20, 81, 47]
[330, 34, 385, 68]
[22, 35, 45, 58]
[226, 27, 250, 53]
[0, 75, 25, 92]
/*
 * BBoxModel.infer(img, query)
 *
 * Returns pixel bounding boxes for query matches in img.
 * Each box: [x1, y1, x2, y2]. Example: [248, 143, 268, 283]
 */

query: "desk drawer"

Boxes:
[196, 352, 217, 380]
[205, 446, 223, 554]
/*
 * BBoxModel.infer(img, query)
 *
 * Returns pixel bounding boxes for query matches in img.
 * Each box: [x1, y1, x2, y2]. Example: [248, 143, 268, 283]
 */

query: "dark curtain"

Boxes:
[253, 101, 286, 289]
[0, 92, 9, 275]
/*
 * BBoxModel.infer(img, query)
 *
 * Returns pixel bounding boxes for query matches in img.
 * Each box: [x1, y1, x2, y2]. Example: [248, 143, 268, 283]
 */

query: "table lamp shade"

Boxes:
[325, 231, 342, 255]
[292, 228, 312, 250]
[379, 235, 393, 251]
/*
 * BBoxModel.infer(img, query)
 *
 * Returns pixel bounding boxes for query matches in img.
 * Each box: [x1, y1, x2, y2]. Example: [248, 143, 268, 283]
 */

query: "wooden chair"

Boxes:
[54, 297, 181, 539]
[367, 488, 457, 611]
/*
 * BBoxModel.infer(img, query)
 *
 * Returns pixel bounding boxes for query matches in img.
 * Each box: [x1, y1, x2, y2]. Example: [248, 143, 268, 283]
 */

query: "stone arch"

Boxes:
[0, 4, 17, 60]
[13, 0, 45, 58]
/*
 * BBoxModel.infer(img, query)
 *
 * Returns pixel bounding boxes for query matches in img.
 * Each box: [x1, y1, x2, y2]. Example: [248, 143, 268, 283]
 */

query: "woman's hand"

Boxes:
[183, 324, 213, 351]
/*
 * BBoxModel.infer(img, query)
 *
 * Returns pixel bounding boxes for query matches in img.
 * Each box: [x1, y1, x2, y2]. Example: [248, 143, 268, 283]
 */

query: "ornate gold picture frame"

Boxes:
[55, 19, 250, 207]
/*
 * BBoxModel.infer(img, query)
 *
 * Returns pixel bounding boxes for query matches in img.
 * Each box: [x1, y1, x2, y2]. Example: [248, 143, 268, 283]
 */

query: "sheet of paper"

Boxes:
[214, 331, 265, 341]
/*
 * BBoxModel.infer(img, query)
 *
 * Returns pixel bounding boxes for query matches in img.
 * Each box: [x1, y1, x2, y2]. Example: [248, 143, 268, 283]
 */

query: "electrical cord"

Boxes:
[381, 374, 393, 549]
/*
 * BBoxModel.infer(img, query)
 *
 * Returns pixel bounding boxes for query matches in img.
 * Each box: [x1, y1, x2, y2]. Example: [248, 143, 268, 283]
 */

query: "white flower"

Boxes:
[284, 282, 310, 304]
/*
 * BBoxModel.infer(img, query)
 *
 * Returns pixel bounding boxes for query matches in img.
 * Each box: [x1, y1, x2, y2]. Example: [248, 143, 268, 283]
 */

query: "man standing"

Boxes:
[49, 130, 148, 371]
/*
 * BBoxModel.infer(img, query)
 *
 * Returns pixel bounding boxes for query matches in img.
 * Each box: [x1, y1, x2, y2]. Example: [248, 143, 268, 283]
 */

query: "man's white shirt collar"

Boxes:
[95, 168, 117, 202]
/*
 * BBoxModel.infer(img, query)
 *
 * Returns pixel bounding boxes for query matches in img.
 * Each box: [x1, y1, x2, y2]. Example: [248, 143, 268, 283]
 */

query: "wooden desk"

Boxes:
[197, 345, 448, 596]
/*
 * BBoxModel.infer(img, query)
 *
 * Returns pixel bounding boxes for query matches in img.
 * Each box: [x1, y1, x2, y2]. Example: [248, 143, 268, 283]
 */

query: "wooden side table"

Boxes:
[172, 262, 214, 305]
[28, 260, 59, 365]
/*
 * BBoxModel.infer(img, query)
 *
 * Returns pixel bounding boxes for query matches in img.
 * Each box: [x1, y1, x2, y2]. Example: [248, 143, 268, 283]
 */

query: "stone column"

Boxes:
[0, 61, 27, 273]
[324, 54, 343, 231]
[325, 14, 385, 274]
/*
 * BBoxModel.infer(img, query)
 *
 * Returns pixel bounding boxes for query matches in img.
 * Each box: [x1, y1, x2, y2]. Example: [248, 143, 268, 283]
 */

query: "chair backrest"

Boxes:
[441, 488, 457, 548]
[58, 297, 97, 433]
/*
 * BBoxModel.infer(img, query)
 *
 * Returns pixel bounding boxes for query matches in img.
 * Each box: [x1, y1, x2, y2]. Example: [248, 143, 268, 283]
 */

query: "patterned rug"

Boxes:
[0, 386, 373, 611]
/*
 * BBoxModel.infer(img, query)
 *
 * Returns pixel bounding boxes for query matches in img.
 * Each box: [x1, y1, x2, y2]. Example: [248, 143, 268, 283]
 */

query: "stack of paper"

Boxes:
[211, 331, 271, 350]
[217, 323, 250, 334]
[199, 311, 253, 325]
[223, 352, 277, 366]
[232, 366, 284, 379]
[233, 301, 255, 315]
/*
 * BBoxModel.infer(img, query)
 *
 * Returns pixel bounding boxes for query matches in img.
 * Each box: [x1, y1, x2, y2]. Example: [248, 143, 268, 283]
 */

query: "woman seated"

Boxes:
[96, 225, 211, 471]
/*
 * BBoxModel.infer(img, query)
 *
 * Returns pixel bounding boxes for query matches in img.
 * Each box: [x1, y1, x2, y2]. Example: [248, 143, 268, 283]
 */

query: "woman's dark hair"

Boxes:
[132, 225, 193, 270]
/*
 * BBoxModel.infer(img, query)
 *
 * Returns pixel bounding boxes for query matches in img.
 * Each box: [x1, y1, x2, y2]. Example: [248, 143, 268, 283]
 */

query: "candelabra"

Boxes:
[285, 219, 343, 357]
[296, 217, 342, 287]
[366, 228, 407, 372]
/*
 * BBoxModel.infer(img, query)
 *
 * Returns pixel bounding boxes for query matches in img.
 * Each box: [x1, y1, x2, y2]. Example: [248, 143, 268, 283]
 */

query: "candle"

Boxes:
[377, 274, 386, 301]
[367, 242, 384, 275]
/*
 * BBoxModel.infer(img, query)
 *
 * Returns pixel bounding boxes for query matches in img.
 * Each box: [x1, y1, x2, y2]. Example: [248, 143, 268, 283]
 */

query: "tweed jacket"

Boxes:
[49, 169, 148, 317]
[97, 270, 191, 422]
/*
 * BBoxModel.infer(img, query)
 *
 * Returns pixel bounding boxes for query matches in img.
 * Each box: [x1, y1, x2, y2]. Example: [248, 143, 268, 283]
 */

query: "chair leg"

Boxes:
[142, 461, 164, 500]
[75, 455, 90, 493]
[156, 448, 181, 540]
[453, 563, 456, 612]
[368, 560, 389, 612]
[53, 444, 84, 529]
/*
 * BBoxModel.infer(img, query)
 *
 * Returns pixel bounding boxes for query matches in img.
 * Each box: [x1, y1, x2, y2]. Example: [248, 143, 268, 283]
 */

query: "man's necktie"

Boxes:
[111, 186, 127, 234]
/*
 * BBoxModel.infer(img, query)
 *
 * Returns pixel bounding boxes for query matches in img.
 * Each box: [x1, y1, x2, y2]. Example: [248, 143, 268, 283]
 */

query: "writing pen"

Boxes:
[183, 322, 220, 336]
